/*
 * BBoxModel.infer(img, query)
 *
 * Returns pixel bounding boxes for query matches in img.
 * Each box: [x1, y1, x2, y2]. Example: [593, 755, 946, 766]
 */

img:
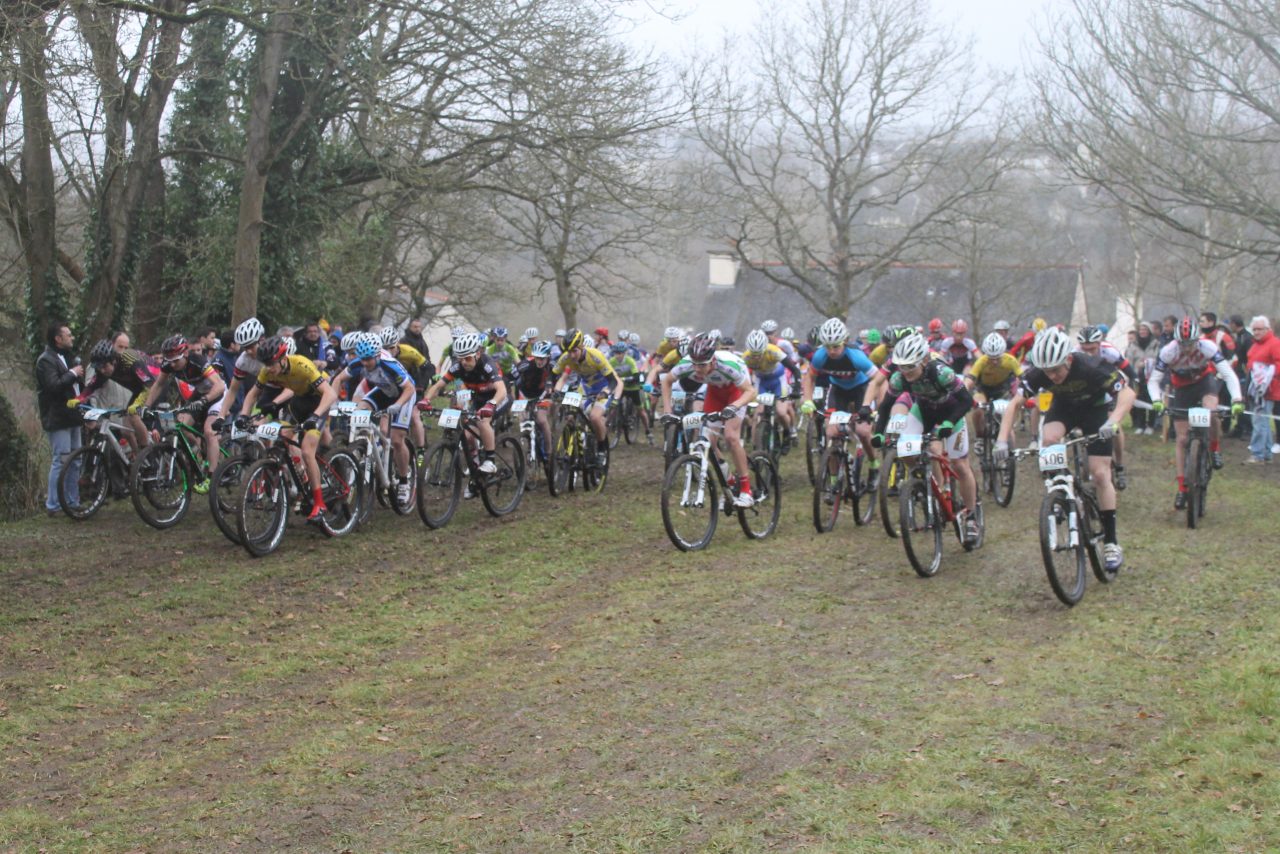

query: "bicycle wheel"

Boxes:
[851, 448, 876, 526]
[417, 443, 462, 529]
[606, 406, 621, 450]
[805, 417, 823, 485]
[1082, 490, 1109, 583]
[390, 439, 418, 516]
[1184, 435, 1203, 529]
[235, 458, 289, 557]
[813, 444, 847, 533]
[993, 451, 1017, 508]
[129, 442, 193, 529]
[58, 445, 109, 520]
[1196, 436, 1211, 520]
[316, 448, 360, 537]
[878, 448, 903, 539]
[479, 435, 526, 516]
[209, 454, 253, 544]
[622, 398, 637, 445]
[900, 469, 942, 578]
[739, 452, 781, 539]
[551, 420, 578, 496]
[663, 421, 682, 470]
[661, 454, 718, 550]
[344, 443, 375, 528]
[1039, 492, 1086, 605]
[584, 431, 609, 492]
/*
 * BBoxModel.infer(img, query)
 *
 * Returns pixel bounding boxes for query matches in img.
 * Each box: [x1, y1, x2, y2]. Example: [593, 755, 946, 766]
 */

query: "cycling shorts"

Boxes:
[1170, 374, 1218, 421]
[827, 383, 867, 413]
[1043, 404, 1113, 457]
[756, 371, 790, 398]
[287, 395, 327, 431]
[703, 382, 741, 415]
[898, 408, 970, 459]
[362, 387, 417, 431]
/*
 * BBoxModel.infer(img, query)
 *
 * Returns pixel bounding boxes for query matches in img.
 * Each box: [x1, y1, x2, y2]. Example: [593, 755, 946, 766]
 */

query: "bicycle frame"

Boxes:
[674, 414, 736, 513]
[899, 432, 961, 525]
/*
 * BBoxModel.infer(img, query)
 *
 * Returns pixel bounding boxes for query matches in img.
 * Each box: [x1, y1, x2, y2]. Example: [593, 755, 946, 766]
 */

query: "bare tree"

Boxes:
[687, 0, 1002, 319]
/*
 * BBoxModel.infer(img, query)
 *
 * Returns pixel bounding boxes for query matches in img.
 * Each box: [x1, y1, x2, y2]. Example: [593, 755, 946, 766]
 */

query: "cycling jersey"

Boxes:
[441, 353, 502, 392]
[809, 345, 875, 389]
[394, 343, 427, 373]
[233, 350, 266, 382]
[743, 343, 798, 378]
[966, 353, 1021, 388]
[1021, 353, 1125, 410]
[1147, 339, 1241, 402]
[78, 349, 159, 400]
[770, 337, 799, 364]
[669, 351, 751, 388]
[609, 354, 642, 390]
[512, 357, 554, 399]
[161, 351, 218, 393]
[939, 336, 979, 373]
[486, 341, 520, 374]
[1073, 341, 1131, 375]
[256, 355, 328, 397]
[1009, 330, 1037, 360]
[554, 346, 617, 382]
[868, 343, 890, 367]
[352, 356, 412, 399]
[888, 360, 968, 409]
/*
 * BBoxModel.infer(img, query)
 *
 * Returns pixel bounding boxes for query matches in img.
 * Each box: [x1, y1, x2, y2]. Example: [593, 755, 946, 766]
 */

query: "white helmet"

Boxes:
[663, 325, 681, 339]
[380, 326, 401, 347]
[453, 332, 484, 358]
[818, 317, 848, 346]
[583, 334, 595, 349]
[708, 328, 723, 342]
[780, 327, 795, 340]
[892, 332, 929, 366]
[284, 336, 297, 357]
[523, 326, 538, 339]
[554, 328, 567, 338]
[1030, 328, 1073, 369]
[761, 319, 779, 334]
[340, 332, 360, 353]
[981, 332, 1007, 357]
[234, 317, 265, 347]
[745, 329, 769, 352]
[993, 319, 1011, 332]
[618, 328, 630, 340]
[450, 325, 465, 338]
[629, 332, 640, 345]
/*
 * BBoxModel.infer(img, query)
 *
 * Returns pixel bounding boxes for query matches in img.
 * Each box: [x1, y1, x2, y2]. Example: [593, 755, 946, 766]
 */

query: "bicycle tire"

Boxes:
[813, 444, 847, 533]
[58, 445, 109, 520]
[417, 443, 462, 529]
[129, 441, 193, 530]
[389, 439, 418, 516]
[993, 450, 1016, 507]
[235, 458, 289, 557]
[584, 431, 609, 492]
[209, 454, 253, 544]
[739, 452, 781, 540]
[851, 448, 876, 527]
[1184, 434, 1203, 529]
[479, 435, 526, 517]
[805, 417, 823, 485]
[900, 470, 942, 578]
[1039, 491, 1086, 605]
[551, 419, 578, 496]
[660, 454, 718, 550]
[343, 442, 375, 528]
[1082, 489, 1109, 583]
[878, 448, 902, 539]
[622, 398, 637, 445]
[1197, 435, 1211, 519]
[315, 448, 360, 537]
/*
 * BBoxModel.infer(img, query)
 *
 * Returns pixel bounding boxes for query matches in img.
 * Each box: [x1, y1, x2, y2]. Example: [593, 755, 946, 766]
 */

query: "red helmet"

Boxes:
[160, 335, 189, 361]
[1175, 315, 1196, 343]
[594, 326, 609, 339]
[952, 319, 968, 336]
[928, 318, 943, 333]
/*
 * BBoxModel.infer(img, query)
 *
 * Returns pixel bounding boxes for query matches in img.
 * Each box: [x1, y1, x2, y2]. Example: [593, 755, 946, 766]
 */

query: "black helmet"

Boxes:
[160, 334, 189, 360]
[562, 327, 584, 351]
[89, 339, 116, 365]
[257, 335, 290, 364]
[688, 332, 717, 363]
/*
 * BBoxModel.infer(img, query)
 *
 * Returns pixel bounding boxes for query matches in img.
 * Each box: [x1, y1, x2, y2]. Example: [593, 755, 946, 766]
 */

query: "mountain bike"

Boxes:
[804, 385, 828, 485]
[129, 403, 221, 530]
[234, 421, 359, 557]
[58, 406, 136, 520]
[750, 391, 789, 462]
[662, 388, 694, 469]
[895, 429, 984, 578]
[207, 417, 268, 545]
[659, 411, 781, 551]
[511, 397, 551, 491]
[813, 410, 876, 532]
[550, 390, 610, 497]
[417, 405, 526, 528]
[1016, 431, 1111, 606]
[877, 413, 909, 539]
[335, 400, 419, 525]
[977, 398, 1017, 507]
[1172, 405, 1227, 529]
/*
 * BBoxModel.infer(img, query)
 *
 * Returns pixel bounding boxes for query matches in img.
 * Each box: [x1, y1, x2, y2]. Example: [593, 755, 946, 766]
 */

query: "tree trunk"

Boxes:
[231, 7, 292, 325]
[17, 11, 59, 341]
[555, 270, 578, 328]
[133, 158, 169, 346]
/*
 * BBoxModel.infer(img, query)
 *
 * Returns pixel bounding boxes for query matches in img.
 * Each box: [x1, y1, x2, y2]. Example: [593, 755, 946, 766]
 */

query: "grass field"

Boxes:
[2, 430, 1278, 852]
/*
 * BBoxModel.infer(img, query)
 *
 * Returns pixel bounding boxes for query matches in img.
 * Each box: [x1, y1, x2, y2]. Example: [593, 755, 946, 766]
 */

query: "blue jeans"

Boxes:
[1249, 400, 1274, 461]
[45, 426, 82, 511]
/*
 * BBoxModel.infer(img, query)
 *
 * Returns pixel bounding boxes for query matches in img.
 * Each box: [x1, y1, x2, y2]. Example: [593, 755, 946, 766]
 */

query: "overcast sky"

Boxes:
[627, 0, 1064, 73]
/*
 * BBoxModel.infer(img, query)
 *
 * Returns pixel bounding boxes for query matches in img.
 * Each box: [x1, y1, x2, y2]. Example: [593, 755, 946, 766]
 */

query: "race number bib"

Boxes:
[84, 408, 109, 422]
[438, 408, 462, 429]
[992, 399, 1009, 416]
[455, 389, 472, 407]
[350, 409, 372, 428]
[256, 422, 282, 441]
[335, 401, 357, 414]
[829, 411, 852, 426]
[757, 392, 775, 406]
[672, 389, 686, 402]
[1037, 391, 1054, 413]
[562, 391, 583, 408]
[1187, 407, 1211, 428]
[1039, 443, 1068, 471]
[887, 414, 908, 434]
[510, 398, 529, 413]
[813, 386, 825, 402]
[898, 433, 923, 456]
[682, 412, 703, 430]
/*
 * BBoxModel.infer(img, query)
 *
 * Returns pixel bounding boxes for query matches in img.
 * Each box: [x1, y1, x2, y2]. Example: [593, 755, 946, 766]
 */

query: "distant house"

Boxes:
[699, 251, 1085, 341]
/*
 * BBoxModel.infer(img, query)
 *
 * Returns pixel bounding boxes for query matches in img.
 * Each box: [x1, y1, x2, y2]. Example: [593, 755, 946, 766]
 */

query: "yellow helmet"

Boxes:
[1032, 317, 1047, 332]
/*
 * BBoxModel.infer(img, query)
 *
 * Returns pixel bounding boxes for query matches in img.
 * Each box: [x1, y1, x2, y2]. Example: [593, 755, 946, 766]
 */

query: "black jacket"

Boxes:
[402, 328, 430, 361]
[35, 345, 84, 432]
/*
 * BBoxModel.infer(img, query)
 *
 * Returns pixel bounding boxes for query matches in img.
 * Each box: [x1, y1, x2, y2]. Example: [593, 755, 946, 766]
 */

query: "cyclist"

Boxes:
[552, 328, 622, 466]
[743, 329, 802, 443]
[994, 328, 1135, 571]
[800, 317, 877, 461]
[143, 335, 227, 490]
[486, 326, 521, 378]
[381, 326, 429, 449]
[1147, 316, 1243, 508]
[880, 332, 981, 545]
[238, 336, 339, 520]
[518, 327, 539, 359]
[992, 319, 1013, 350]
[609, 340, 651, 442]
[926, 318, 945, 350]
[964, 331, 1022, 445]
[1009, 318, 1046, 362]
[939, 319, 979, 374]
[73, 339, 160, 450]
[1075, 325, 1135, 489]
[421, 332, 506, 474]
[219, 317, 271, 418]
[762, 320, 800, 366]
[511, 339, 557, 461]
[660, 333, 758, 506]
[332, 335, 417, 504]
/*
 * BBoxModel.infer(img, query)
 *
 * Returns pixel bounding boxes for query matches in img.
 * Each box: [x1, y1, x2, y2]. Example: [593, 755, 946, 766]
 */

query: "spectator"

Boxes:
[1229, 315, 1255, 438]
[1245, 315, 1280, 463]
[35, 322, 84, 516]
[402, 317, 430, 360]
[1127, 322, 1161, 433]
[1160, 314, 1178, 345]
[112, 330, 131, 353]
[294, 321, 331, 370]
[194, 326, 219, 357]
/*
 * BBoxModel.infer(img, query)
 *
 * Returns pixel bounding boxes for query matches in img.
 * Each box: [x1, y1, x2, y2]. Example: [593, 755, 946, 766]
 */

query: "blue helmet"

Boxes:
[354, 337, 381, 360]
[493, 326, 509, 339]
[611, 341, 628, 354]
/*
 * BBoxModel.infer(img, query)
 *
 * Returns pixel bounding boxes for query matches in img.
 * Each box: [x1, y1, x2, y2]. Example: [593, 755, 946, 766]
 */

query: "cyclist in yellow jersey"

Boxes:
[964, 332, 1022, 441]
[238, 337, 338, 520]
[553, 327, 622, 461]
[743, 330, 802, 438]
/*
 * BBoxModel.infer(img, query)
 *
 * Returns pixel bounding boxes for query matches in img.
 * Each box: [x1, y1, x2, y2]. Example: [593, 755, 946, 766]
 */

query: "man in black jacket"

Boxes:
[401, 317, 430, 361]
[35, 321, 84, 515]
[1230, 315, 1255, 438]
